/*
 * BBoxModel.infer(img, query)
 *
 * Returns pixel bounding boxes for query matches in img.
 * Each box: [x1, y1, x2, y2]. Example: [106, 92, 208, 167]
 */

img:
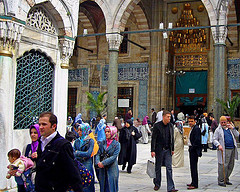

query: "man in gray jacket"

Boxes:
[213, 116, 239, 187]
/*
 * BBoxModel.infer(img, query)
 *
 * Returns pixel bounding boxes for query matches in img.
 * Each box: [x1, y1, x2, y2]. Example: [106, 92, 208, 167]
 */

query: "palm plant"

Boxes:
[76, 91, 107, 117]
[216, 95, 240, 121]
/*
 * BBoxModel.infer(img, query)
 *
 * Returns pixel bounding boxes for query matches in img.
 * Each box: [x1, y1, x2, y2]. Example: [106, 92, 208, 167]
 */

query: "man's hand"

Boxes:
[172, 151, 174, 155]
[97, 162, 104, 168]
[218, 145, 223, 151]
[227, 122, 234, 129]
[151, 152, 155, 158]
[132, 131, 135, 136]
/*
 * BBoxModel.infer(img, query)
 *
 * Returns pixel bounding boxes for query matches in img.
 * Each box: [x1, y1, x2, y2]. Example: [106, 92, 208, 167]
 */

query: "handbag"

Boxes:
[146, 160, 156, 178]
[75, 159, 93, 188]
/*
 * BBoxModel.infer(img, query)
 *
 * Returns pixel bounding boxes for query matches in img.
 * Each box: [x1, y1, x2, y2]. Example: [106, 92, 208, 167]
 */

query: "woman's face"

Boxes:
[125, 122, 130, 128]
[30, 128, 39, 142]
[105, 129, 111, 139]
[77, 128, 82, 137]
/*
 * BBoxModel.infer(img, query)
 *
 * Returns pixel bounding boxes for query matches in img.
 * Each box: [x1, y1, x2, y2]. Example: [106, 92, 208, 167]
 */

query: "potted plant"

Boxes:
[216, 95, 240, 121]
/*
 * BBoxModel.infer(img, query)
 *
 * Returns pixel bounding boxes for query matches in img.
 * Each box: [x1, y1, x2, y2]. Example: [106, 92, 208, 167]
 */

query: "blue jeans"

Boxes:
[154, 149, 175, 191]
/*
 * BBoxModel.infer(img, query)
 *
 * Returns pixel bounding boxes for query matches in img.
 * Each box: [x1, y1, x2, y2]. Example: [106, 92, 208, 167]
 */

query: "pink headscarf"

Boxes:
[142, 116, 149, 125]
[105, 125, 118, 148]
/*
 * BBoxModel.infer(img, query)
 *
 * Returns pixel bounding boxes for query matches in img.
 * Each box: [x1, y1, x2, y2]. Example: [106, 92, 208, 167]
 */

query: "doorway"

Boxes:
[117, 87, 134, 118]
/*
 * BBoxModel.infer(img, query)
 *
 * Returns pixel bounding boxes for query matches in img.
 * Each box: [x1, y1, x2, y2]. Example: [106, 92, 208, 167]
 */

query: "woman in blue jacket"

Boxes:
[74, 123, 95, 192]
[95, 125, 120, 192]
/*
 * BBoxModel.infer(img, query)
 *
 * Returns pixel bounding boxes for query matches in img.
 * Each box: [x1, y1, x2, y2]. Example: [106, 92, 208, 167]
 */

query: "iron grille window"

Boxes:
[14, 50, 54, 129]
[119, 28, 128, 54]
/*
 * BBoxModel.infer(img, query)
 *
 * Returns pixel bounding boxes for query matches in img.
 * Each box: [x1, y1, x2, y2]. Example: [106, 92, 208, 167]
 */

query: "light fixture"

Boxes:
[159, 22, 164, 29]
[163, 32, 168, 39]
[61, 63, 69, 69]
[166, 70, 185, 76]
[83, 29, 88, 36]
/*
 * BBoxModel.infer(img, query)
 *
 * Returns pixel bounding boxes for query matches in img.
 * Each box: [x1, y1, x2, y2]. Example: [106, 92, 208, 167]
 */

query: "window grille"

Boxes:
[14, 50, 54, 129]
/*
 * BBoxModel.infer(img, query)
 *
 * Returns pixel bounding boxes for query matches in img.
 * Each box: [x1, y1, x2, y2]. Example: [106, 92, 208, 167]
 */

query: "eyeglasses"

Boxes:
[220, 121, 227, 124]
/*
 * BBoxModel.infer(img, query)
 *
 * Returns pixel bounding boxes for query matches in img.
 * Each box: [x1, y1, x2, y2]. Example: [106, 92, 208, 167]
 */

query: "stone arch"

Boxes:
[0, 0, 7, 14]
[132, 4, 150, 52]
[15, 0, 78, 37]
[78, 11, 98, 53]
[226, 0, 238, 48]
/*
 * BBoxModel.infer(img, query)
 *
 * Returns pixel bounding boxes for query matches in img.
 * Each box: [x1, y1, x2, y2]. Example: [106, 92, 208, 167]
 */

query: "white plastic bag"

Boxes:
[146, 160, 156, 178]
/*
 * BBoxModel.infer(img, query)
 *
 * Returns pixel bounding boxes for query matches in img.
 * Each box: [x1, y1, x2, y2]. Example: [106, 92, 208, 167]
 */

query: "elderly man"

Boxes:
[213, 116, 239, 187]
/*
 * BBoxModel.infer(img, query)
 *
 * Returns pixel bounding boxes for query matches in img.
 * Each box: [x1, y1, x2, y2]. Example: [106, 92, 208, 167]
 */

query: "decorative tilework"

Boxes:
[102, 63, 149, 119]
[68, 68, 88, 86]
[227, 59, 240, 98]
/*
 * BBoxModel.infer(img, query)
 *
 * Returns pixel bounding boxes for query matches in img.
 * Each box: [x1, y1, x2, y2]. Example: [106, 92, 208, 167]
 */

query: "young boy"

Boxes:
[6, 149, 34, 192]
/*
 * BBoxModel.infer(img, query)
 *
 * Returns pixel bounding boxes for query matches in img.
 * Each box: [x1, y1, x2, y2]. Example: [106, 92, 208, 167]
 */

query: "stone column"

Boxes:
[212, 23, 227, 120]
[106, 34, 122, 123]
[0, 20, 24, 189]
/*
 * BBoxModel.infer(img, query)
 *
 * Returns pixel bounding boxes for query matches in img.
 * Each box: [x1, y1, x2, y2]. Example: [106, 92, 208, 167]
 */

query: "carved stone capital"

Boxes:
[59, 37, 75, 68]
[0, 20, 24, 57]
[212, 26, 227, 44]
[106, 33, 123, 51]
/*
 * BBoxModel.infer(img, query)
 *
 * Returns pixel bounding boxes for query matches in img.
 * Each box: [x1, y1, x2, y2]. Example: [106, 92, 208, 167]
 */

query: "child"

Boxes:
[6, 149, 34, 192]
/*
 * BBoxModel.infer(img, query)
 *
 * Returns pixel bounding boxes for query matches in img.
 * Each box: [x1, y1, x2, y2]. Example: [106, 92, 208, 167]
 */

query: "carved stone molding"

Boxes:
[0, 20, 24, 57]
[106, 33, 123, 51]
[59, 37, 75, 68]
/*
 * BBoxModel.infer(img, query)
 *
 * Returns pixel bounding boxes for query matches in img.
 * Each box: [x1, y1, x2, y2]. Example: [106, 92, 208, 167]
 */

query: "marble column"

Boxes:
[106, 34, 122, 123]
[0, 20, 24, 190]
[213, 43, 226, 120]
[212, 22, 227, 120]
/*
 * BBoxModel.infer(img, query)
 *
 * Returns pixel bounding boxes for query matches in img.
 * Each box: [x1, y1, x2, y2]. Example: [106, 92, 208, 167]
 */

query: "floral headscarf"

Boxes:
[79, 123, 91, 140]
[105, 125, 118, 148]
[29, 124, 40, 153]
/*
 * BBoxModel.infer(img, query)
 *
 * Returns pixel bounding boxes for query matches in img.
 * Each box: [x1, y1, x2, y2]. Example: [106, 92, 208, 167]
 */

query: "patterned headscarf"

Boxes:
[105, 126, 118, 148]
[79, 123, 91, 140]
[29, 124, 40, 153]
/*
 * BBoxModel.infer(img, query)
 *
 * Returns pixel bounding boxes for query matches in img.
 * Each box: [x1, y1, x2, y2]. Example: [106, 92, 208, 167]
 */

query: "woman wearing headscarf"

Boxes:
[95, 115, 107, 142]
[140, 116, 151, 144]
[118, 119, 142, 173]
[172, 120, 184, 167]
[22, 124, 40, 187]
[95, 126, 120, 192]
[199, 114, 209, 152]
[23, 124, 40, 160]
[74, 123, 95, 192]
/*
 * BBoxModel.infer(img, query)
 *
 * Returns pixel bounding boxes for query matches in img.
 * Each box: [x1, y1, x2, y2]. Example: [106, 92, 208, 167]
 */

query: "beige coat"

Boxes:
[213, 125, 239, 164]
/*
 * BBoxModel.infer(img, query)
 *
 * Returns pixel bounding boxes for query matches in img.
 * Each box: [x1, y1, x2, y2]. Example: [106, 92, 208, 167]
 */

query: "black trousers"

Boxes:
[189, 148, 199, 188]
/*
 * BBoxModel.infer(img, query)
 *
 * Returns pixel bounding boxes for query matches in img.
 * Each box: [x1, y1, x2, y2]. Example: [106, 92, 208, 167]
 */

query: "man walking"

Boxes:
[213, 116, 239, 187]
[35, 112, 82, 192]
[187, 115, 202, 190]
[151, 110, 178, 192]
[151, 108, 157, 125]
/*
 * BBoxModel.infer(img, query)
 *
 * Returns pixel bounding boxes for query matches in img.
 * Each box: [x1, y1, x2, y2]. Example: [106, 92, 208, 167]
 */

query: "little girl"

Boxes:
[6, 149, 34, 192]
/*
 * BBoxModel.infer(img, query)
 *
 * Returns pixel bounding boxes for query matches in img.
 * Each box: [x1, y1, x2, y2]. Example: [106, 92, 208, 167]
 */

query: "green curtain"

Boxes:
[176, 71, 208, 94]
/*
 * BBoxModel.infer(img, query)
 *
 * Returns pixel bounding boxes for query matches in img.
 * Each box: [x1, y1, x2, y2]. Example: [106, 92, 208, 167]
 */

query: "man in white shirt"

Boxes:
[156, 108, 164, 123]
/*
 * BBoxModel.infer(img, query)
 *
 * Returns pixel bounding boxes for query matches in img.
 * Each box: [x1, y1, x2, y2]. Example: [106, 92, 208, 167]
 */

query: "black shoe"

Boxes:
[226, 181, 232, 185]
[122, 165, 126, 170]
[127, 170, 131, 174]
[218, 183, 226, 187]
[154, 185, 160, 191]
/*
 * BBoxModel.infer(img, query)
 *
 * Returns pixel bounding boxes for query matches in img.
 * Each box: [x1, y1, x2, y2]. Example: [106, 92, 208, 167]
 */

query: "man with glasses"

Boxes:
[213, 116, 239, 187]
[187, 115, 202, 190]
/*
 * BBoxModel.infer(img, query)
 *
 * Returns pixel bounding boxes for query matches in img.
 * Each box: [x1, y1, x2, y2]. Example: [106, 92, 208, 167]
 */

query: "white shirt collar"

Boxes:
[40, 131, 57, 151]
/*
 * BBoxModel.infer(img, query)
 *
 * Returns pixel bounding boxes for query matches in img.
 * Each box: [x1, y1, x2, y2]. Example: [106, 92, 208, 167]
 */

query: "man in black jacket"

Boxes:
[187, 115, 202, 190]
[35, 112, 82, 192]
[151, 110, 178, 192]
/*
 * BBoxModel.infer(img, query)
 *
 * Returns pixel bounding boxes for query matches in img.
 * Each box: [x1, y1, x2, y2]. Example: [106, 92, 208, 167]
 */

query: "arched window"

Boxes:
[14, 50, 54, 129]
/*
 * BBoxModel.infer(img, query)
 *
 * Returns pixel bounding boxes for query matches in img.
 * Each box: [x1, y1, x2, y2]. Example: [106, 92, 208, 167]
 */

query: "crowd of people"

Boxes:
[5, 108, 240, 192]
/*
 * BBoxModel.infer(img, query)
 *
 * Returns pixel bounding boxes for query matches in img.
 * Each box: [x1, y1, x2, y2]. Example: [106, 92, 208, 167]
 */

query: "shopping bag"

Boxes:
[209, 131, 213, 143]
[146, 160, 156, 178]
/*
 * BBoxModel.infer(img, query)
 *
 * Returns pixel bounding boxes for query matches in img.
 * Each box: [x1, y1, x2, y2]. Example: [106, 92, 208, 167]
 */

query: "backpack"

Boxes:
[22, 168, 35, 192]
[74, 159, 93, 188]
[89, 131, 99, 157]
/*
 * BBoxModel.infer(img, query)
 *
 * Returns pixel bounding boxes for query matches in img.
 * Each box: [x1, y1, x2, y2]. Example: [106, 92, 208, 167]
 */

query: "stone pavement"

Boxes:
[95, 143, 240, 192]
